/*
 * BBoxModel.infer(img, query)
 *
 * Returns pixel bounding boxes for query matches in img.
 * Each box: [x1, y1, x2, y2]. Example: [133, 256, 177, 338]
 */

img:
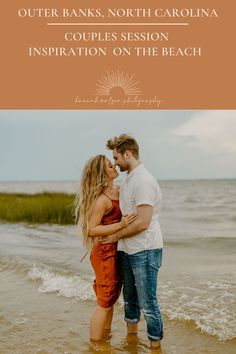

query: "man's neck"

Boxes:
[127, 160, 141, 174]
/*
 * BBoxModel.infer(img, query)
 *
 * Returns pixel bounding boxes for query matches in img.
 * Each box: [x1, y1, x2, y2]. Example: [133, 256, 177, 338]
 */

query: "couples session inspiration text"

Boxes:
[17, 7, 219, 58]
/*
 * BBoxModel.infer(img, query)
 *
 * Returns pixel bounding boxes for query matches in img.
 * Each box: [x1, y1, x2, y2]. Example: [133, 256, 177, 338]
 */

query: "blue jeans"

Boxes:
[118, 249, 163, 341]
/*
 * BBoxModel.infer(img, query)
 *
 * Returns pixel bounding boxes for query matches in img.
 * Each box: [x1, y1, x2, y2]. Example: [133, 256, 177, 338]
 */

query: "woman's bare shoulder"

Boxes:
[95, 193, 108, 206]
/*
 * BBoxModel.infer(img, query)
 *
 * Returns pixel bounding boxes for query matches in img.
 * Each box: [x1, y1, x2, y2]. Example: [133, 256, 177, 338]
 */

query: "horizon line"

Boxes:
[0, 177, 235, 183]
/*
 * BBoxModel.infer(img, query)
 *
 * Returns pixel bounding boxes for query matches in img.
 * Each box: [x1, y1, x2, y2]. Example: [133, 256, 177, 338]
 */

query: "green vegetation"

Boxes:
[0, 193, 76, 224]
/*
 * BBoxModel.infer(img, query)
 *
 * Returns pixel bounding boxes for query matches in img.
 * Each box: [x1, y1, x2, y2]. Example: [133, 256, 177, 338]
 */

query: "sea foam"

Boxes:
[28, 264, 95, 301]
[159, 276, 236, 341]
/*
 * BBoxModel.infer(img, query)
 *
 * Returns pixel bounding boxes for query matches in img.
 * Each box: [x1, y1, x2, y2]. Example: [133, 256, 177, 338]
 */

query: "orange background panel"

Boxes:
[0, 1, 235, 109]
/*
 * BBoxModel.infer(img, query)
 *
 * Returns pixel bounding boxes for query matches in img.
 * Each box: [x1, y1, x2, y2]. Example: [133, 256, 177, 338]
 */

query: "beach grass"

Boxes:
[0, 193, 75, 224]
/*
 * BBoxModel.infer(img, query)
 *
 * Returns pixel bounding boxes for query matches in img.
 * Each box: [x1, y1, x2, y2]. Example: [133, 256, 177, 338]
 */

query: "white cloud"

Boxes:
[173, 111, 236, 155]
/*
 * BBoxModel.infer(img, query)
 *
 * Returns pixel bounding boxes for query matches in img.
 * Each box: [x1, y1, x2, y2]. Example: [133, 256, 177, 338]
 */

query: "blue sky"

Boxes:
[0, 110, 235, 181]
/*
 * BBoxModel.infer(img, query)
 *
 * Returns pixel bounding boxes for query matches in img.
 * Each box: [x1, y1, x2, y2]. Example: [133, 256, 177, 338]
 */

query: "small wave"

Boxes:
[0, 256, 31, 276]
[159, 277, 236, 341]
[28, 264, 96, 301]
[184, 196, 199, 204]
[200, 280, 235, 290]
[164, 237, 236, 251]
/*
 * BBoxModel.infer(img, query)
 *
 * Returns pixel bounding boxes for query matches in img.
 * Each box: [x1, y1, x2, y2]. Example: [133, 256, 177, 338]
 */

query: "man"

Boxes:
[102, 133, 163, 349]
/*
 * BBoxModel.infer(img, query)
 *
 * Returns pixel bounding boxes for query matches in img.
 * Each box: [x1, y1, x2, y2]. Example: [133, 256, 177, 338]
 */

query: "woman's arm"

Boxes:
[88, 195, 136, 237]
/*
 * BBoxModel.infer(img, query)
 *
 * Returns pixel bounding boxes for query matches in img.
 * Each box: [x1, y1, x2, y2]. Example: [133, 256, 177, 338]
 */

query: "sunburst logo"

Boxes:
[95, 70, 142, 96]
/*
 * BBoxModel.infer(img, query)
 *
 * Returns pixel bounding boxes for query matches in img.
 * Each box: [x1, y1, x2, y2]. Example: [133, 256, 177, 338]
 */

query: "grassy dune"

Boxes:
[0, 193, 75, 224]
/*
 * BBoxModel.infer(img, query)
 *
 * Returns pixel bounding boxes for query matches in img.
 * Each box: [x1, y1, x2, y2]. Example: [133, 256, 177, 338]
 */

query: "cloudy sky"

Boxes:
[0, 110, 235, 181]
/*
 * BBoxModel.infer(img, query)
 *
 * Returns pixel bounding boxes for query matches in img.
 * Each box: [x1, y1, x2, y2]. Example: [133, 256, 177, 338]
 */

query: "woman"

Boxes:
[75, 155, 136, 341]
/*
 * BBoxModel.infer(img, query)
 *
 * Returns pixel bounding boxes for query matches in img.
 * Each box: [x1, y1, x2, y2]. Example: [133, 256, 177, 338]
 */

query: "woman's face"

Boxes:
[105, 158, 119, 180]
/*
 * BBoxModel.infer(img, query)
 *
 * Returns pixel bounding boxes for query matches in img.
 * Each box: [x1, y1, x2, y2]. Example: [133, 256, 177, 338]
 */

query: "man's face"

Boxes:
[113, 148, 129, 172]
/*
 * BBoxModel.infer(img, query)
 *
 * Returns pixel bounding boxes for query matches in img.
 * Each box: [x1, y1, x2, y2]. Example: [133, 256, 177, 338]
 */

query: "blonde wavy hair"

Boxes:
[75, 155, 109, 250]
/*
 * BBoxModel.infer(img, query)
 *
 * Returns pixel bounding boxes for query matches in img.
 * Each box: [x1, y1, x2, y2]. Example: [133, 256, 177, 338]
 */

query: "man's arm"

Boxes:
[101, 204, 153, 243]
[89, 195, 136, 237]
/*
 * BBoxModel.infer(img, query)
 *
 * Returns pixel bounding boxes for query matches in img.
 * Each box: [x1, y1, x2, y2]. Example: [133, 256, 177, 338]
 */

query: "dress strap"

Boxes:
[102, 192, 113, 201]
[80, 250, 89, 263]
[102, 193, 119, 205]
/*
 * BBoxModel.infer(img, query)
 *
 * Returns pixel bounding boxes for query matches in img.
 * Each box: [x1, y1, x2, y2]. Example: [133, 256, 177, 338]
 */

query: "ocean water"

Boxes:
[0, 180, 236, 353]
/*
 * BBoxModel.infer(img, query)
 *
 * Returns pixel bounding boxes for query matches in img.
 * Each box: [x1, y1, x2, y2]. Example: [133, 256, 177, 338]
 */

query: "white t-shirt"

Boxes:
[118, 164, 163, 255]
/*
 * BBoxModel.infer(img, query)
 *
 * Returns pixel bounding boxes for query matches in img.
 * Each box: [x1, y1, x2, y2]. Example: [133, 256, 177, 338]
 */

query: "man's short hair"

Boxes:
[106, 133, 139, 159]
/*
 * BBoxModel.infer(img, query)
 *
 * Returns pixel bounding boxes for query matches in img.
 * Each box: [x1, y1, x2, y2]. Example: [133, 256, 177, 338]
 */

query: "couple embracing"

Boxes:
[75, 134, 163, 349]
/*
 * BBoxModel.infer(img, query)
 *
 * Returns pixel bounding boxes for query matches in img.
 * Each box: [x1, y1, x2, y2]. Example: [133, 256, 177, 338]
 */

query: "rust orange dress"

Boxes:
[90, 195, 122, 308]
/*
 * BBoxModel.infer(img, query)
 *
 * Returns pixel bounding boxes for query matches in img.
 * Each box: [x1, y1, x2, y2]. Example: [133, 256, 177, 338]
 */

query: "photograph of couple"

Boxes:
[76, 133, 163, 350]
[0, 110, 235, 354]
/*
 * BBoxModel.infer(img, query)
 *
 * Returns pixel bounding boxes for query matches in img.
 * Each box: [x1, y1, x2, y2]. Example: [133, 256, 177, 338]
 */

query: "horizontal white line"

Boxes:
[47, 22, 189, 26]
